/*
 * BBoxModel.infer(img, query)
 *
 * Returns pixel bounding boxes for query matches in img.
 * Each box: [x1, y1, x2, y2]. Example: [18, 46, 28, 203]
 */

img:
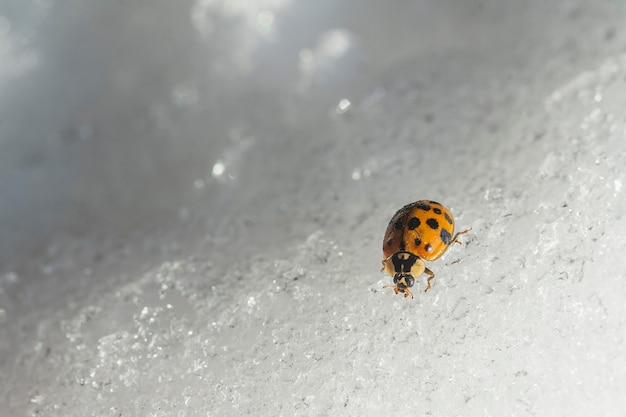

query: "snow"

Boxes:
[1, 1, 626, 416]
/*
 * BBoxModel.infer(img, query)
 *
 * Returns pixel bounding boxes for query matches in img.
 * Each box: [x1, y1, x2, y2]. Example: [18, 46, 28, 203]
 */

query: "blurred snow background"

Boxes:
[1, 0, 626, 416]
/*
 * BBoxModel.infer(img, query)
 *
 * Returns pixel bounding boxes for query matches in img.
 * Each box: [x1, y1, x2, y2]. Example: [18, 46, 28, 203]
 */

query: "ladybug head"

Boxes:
[381, 251, 425, 299]
[393, 273, 415, 298]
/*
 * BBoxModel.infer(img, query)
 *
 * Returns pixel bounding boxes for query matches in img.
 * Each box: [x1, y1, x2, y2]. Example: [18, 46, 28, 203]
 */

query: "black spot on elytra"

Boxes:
[407, 217, 420, 230]
[444, 212, 453, 225]
[399, 240, 406, 251]
[433, 207, 442, 214]
[386, 238, 393, 247]
[424, 243, 433, 252]
[426, 218, 439, 230]
[414, 237, 422, 247]
[394, 219, 404, 230]
[415, 201, 431, 211]
[440, 229, 451, 245]
[428, 200, 441, 206]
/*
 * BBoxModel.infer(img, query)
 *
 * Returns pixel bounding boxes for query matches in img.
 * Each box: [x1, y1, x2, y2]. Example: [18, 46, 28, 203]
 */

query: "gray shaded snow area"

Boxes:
[1, 1, 626, 416]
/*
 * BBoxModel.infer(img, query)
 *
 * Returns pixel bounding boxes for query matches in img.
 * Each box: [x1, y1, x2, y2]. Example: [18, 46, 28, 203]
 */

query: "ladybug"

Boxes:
[381, 200, 470, 298]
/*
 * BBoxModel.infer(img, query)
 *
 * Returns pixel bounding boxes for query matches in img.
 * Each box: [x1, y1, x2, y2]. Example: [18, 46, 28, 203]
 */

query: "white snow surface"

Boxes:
[1, 1, 626, 416]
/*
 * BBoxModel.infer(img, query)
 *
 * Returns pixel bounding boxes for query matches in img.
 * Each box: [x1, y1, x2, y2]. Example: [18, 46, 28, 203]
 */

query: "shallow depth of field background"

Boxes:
[1, 1, 626, 416]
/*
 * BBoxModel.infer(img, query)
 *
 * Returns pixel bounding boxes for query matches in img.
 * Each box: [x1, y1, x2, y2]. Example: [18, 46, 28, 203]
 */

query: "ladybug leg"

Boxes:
[452, 227, 472, 245]
[424, 268, 435, 292]
[383, 285, 414, 299]
[381, 256, 393, 272]
[383, 284, 397, 294]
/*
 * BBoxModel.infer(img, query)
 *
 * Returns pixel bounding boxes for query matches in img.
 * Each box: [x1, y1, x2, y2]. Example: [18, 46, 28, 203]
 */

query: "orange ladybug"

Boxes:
[381, 200, 470, 298]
